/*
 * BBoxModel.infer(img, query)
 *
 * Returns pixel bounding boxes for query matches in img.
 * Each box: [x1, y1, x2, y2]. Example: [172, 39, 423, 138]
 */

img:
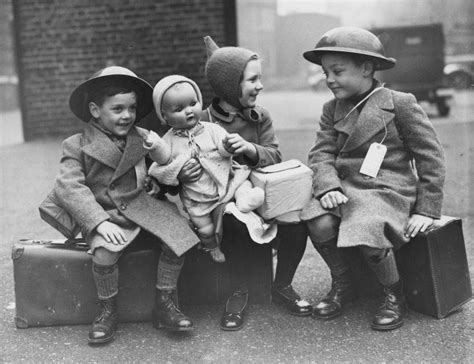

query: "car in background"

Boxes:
[444, 54, 474, 89]
[371, 23, 453, 116]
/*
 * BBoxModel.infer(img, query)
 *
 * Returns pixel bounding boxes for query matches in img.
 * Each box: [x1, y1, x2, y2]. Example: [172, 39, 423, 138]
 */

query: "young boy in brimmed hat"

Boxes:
[144, 75, 265, 263]
[301, 27, 446, 330]
[52, 66, 199, 344]
[179, 36, 312, 331]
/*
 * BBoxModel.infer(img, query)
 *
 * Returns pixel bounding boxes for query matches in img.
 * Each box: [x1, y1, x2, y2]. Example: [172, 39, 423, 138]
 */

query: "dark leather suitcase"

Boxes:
[12, 238, 159, 328]
[178, 242, 273, 305]
[345, 216, 472, 319]
[397, 216, 472, 318]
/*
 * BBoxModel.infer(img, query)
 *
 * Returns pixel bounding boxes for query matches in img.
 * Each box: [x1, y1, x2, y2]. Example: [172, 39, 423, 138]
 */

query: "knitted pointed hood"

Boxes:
[204, 36, 257, 109]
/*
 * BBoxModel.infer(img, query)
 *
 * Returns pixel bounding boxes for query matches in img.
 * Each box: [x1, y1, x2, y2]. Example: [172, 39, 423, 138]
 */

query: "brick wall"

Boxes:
[12, 0, 236, 140]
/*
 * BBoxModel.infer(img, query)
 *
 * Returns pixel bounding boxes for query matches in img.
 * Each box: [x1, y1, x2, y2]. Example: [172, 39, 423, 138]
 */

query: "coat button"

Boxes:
[120, 203, 127, 210]
[109, 183, 115, 190]
[338, 172, 346, 180]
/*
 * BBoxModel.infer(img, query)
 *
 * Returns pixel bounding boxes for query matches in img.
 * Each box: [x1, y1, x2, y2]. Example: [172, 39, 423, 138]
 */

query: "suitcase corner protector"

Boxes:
[11, 245, 24, 260]
[14, 316, 29, 329]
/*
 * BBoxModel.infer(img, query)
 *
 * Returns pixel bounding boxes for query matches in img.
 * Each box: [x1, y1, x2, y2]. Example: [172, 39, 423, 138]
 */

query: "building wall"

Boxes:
[0, 0, 18, 111]
[12, 0, 236, 140]
[275, 13, 340, 80]
[237, 0, 340, 89]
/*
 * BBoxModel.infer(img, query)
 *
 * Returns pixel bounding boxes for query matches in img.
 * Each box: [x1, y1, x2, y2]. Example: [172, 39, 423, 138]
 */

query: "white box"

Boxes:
[250, 159, 313, 220]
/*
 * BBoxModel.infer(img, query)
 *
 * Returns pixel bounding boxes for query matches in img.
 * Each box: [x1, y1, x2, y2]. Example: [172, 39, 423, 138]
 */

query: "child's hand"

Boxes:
[223, 133, 257, 157]
[96, 221, 128, 245]
[405, 214, 434, 238]
[177, 158, 202, 183]
[319, 190, 348, 209]
[144, 175, 161, 197]
[143, 130, 160, 148]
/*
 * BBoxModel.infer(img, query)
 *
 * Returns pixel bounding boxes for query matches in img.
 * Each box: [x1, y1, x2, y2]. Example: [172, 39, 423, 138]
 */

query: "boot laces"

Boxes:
[162, 296, 186, 319]
[94, 300, 116, 325]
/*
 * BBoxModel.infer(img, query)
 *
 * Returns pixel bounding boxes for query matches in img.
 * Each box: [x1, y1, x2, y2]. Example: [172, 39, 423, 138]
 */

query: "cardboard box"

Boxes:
[250, 159, 313, 220]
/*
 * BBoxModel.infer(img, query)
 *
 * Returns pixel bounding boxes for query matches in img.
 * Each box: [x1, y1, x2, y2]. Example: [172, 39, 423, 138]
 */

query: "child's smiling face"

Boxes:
[239, 59, 263, 108]
[89, 92, 137, 137]
[162, 82, 202, 129]
[321, 52, 372, 100]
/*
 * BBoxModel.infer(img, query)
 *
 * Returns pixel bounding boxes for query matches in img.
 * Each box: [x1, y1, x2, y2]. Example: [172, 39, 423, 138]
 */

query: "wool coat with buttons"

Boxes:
[300, 87, 446, 250]
[53, 123, 199, 256]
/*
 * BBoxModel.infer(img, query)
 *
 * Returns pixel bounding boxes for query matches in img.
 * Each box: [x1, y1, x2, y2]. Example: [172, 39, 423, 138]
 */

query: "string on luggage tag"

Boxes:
[336, 84, 388, 144]
[336, 85, 385, 123]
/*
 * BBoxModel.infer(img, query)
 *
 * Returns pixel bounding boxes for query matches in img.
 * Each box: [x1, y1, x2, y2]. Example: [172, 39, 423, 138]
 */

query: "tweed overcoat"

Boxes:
[301, 87, 446, 250]
[53, 123, 199, 256]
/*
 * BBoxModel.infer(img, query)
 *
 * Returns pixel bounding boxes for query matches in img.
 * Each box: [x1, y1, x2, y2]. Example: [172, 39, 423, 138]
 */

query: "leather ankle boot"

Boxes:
[88, 296, 118, 345]
[371, 280, 405, 331]
[312, 272, 357, 320]
[152, 289, 193, 331]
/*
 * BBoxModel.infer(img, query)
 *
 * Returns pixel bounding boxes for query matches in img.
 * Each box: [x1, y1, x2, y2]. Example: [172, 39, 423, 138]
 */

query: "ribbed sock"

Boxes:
[156, 253, 184, 291]
[92, 263, 119, 299]
[363, 249, 400, 286]
[314, 239, 350, 277]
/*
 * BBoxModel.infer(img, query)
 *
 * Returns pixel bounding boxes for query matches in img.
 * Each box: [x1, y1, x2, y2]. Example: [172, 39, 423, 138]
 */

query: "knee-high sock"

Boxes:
[221, 215, 251, 293]
[274, 223, 308, 287]
[362, 249, 400, 286]
[156, 249, 184, 291]
[313, 238, 350, 277]
[93, 263, 119, 300]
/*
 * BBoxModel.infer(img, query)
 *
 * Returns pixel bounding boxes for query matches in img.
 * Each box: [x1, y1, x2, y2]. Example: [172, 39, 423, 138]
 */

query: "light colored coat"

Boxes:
[54, 123, 199, 256]
[301, 87, 445, 250]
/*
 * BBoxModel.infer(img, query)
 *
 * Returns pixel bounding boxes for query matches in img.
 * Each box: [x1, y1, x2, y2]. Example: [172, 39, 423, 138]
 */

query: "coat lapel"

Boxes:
[340, 88, 395, 152]
[81, 124, 123, 170]
[334, 101, 359, 135]
[113, 127, 148, 181]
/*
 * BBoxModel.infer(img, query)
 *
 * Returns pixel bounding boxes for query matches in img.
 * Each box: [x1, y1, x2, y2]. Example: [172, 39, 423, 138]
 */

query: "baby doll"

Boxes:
[144, 75, 264, 263]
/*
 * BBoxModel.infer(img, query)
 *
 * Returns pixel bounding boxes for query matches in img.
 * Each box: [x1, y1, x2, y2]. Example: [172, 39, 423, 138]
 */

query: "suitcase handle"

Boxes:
[19, 238, 88, 249]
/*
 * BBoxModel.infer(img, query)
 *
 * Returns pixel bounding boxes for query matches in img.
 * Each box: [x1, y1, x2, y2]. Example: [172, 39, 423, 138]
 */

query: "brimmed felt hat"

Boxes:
[204, 36, 257, 108]
[69, 66, 153, 122]
[152, 75, 203, 125]
[303, 27, 396, 71]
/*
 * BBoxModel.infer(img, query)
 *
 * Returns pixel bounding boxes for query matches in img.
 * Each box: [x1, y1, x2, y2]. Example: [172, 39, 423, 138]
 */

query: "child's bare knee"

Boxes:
[306, 214, 339, 244]
[93, 247, 120, 265]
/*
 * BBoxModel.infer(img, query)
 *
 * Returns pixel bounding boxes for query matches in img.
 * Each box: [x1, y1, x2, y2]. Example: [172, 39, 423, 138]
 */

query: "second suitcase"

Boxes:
[345, 216, 472, 319]
[397, 216, 472, 318]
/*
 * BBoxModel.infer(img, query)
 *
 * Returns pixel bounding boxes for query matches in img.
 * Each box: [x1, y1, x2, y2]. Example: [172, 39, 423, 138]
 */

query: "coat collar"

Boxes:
[336, 87, 395, 152]
[81, 123, 147, 181]
[208, 98, 262, 124]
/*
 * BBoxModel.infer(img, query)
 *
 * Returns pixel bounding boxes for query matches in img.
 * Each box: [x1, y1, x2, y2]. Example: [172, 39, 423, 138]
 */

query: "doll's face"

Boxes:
[321, 53, 373, 100]
[89, 92, 137, 137]
[162, 82, 202, 129]
[239, 59, 263, 108]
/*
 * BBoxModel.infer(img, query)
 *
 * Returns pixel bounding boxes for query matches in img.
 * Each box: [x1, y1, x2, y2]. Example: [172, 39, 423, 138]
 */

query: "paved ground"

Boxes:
[0, 90, 473, 362]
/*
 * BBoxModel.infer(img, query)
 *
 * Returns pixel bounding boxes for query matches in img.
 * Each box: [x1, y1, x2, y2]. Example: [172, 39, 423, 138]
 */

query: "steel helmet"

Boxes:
[303, 27, 396, 70]
[69, 66, 153, 122]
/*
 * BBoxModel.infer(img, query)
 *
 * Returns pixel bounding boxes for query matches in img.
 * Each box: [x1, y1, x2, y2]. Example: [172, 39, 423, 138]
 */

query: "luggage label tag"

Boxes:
[359, 143, 387, 178]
